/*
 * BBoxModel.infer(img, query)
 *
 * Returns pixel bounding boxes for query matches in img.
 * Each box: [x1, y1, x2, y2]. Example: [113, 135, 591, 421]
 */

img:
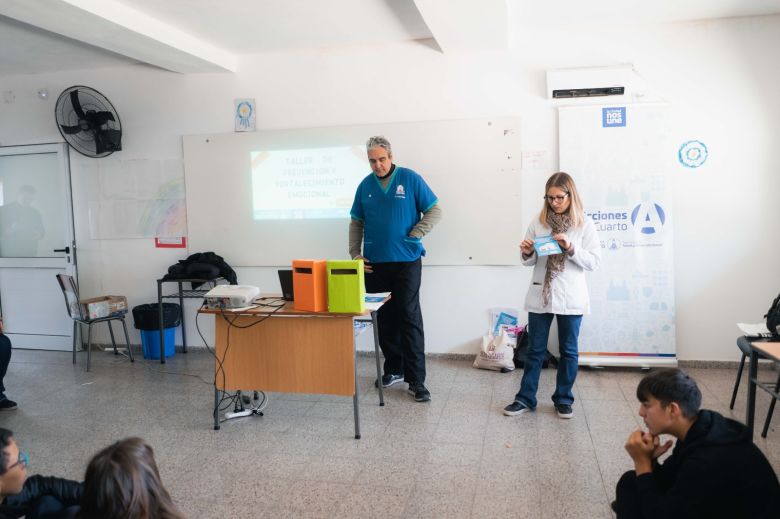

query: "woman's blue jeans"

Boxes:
[514, 312, 583, 409]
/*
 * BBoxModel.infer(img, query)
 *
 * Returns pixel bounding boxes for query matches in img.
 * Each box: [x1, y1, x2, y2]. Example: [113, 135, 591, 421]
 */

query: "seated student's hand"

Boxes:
[625, 429, 655, 473]
[354, 255, 373, 273]
[651, 434, 674, 460]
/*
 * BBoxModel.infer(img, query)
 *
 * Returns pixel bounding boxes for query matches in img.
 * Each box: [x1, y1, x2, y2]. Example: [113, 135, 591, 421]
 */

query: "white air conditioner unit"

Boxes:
[546, 65, 636, 100]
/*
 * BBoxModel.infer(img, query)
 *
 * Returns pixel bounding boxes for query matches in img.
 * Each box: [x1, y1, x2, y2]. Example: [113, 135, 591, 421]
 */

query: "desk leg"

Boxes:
[213, 386, 221, 430]
[747, 348, 757, 437]
[371, 311, 384, 406]
[353, 345, 361, 439]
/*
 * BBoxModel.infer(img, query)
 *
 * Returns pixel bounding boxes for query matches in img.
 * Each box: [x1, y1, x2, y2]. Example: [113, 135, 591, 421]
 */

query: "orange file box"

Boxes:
[292, 259, 328, 312]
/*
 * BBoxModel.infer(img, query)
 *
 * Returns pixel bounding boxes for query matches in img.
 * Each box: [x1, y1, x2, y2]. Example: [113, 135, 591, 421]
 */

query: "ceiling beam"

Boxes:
[412, 0, 508, 53]
[0, 0, 237, 73]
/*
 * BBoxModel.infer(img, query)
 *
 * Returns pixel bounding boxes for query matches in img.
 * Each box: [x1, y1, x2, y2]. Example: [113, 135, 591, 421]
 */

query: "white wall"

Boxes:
[1, 15, 778, 360]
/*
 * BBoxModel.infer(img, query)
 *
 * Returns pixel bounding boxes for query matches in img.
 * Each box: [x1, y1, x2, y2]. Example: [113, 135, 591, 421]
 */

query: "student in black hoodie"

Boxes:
[614, 368, 780, 519]
[0, 428, 82, 519]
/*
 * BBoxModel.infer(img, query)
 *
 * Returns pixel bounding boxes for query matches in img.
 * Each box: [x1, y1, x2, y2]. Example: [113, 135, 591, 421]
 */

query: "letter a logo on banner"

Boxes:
[631, 203, 666, 235]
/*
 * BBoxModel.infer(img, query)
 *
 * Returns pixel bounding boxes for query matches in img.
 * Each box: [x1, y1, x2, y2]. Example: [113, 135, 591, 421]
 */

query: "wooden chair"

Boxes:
[55, 274, 133, 372]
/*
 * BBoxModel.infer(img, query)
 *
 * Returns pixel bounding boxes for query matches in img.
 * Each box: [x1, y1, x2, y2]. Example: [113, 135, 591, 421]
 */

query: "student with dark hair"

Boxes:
[77, 437, 186, 519]
[614, 368, 780, 519]
[0, 428, 82, 519]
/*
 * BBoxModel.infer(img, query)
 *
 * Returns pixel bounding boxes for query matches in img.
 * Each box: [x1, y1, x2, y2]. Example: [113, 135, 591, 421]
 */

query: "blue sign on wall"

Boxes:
[602, 107, 626, 127]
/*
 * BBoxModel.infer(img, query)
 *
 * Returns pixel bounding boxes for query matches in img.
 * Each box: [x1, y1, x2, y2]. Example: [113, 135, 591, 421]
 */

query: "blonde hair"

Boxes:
[538, 172, 585, 228]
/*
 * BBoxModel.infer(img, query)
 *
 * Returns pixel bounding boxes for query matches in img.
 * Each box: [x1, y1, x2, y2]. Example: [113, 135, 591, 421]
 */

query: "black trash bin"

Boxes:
[132, 303, 181, 359]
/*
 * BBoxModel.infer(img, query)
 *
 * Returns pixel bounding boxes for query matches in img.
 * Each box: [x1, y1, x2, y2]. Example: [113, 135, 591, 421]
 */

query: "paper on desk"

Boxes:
[364, 292, 390, 312]
[737, 322, 773, 337]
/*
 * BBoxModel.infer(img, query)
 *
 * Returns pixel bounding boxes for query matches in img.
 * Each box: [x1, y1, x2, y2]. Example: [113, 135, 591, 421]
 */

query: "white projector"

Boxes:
[204, 285, 260, 309]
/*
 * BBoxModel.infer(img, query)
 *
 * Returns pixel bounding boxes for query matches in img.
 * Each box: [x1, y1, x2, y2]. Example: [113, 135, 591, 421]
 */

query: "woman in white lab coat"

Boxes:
[504, 172, 600, 419]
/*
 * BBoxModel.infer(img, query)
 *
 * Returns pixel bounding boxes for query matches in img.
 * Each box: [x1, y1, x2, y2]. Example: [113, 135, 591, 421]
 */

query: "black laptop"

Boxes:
[277, 269, 294, 301]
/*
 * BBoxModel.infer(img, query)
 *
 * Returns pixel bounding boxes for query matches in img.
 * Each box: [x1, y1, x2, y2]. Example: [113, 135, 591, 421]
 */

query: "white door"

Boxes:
[0, 144, 76, 350]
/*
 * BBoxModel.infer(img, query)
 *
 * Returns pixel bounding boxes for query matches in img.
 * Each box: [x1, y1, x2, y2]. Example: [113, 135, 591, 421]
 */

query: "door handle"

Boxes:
[53, 247, 70, 254]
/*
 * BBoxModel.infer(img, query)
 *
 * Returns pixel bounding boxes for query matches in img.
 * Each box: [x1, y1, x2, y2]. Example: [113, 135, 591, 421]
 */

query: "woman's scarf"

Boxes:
[542, 212, 572, 306]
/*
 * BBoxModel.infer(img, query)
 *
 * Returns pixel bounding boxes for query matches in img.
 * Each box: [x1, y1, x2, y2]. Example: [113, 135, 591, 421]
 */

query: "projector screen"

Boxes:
[183, 118, 522, 266]
[250, 146, 365, 220]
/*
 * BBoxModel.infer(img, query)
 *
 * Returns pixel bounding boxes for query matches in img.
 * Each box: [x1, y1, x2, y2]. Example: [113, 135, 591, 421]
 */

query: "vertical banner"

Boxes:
[559, 104, 676, 366]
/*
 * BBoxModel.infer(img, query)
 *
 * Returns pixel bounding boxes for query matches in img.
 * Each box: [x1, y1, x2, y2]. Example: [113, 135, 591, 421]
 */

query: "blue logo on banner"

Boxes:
[602, 107, 626, 127]
[631, 203, 666, 235]
[678, 140, 708, 168]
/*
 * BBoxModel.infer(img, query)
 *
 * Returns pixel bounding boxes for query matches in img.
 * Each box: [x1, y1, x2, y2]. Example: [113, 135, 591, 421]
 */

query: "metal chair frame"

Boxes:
[730, 335, 779, 437]
[55, 274, 134, 372]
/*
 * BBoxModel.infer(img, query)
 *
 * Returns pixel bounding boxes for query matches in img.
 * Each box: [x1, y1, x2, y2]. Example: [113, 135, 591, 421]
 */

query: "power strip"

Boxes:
[223, 391, 268, 421]
[224, 409, 253, 419]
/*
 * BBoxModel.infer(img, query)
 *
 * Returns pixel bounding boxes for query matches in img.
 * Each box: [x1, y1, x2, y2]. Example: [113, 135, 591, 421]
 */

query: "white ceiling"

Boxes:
[1, 0, 779, 76]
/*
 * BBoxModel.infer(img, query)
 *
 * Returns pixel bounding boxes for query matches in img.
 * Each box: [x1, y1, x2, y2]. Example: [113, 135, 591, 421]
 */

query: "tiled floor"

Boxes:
[2, 349, 779, 518]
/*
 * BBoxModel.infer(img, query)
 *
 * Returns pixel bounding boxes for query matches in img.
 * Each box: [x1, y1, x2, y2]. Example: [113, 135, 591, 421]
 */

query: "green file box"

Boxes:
[326, 259, 365, 313]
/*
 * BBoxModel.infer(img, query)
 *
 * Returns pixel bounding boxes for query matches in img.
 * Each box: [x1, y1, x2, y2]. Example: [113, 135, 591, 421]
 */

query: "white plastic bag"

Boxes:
[473, 326, 515, 372]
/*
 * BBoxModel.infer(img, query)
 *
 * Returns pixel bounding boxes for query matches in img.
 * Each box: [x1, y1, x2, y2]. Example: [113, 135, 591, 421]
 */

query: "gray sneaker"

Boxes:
[503, 401, 529, 416]
[555, 403, 573, 419]
[374, 374, 404, 388]
[0, 398, 18, 411]
[410, 383, 431, 402]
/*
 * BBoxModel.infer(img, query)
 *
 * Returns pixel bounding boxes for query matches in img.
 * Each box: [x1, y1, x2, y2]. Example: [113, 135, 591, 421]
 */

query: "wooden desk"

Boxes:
[746, 340, 780, 437]
[201, 296, 387, 438]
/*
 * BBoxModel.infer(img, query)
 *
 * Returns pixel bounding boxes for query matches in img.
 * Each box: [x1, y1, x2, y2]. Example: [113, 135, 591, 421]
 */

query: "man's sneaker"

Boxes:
[503, 401, 529, 416]
[410, 383, 431, 402]
[555, 403, 574, 419]
[0, 398, 18, 411]
[374, 374, 404, 388]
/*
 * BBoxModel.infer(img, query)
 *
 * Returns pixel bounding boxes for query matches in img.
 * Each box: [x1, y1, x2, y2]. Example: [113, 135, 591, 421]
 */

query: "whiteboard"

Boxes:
[182, 117, 521, 266]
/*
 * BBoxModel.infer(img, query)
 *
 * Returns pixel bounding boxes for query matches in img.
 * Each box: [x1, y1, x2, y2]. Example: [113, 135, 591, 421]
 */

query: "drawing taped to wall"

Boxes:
[88, 158, 187, 239]
[678, 140, 708, 168]
[234, 98, 256, 132]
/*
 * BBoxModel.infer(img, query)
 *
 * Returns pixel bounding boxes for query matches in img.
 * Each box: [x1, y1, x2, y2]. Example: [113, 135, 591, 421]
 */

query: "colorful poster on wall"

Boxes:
[559, 104, 676, 367]
[88, 158, 187, 239]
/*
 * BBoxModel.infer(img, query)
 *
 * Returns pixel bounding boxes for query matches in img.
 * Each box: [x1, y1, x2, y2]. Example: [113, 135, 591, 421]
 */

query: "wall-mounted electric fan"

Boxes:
[55, 85, 122, 158]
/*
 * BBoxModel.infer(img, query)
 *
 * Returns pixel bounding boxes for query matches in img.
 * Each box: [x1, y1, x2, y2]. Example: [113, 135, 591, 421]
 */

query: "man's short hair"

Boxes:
[366, 136, 392, 156]
[636, 368, 702, 419]
[0, 428, 13, 476]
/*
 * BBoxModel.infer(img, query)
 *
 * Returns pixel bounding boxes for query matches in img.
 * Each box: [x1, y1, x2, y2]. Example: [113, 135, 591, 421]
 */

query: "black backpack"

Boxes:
[512, 329, 558, 369]
[765, 293, 780, 337]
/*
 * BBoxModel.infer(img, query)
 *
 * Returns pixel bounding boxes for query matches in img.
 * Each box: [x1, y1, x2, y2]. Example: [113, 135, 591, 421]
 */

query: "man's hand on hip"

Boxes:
[354, 255, 373, 273]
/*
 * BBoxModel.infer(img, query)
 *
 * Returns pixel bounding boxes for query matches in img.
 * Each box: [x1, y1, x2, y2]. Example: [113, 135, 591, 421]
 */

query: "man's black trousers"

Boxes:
[0, 333, 11, 397]
[365, 258, 425, 385]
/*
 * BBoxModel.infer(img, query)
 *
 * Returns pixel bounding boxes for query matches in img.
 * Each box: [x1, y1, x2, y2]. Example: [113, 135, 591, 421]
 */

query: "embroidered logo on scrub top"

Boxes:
[395, 185, 406, 199]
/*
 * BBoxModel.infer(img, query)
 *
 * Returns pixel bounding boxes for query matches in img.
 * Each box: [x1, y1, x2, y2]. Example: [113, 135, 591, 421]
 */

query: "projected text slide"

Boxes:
[251, 146, 366, 219]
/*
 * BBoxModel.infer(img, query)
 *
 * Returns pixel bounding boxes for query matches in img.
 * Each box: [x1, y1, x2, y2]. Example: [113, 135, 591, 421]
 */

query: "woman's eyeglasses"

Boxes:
[7, 451, 29, 470]
[544, 193, 569, 203]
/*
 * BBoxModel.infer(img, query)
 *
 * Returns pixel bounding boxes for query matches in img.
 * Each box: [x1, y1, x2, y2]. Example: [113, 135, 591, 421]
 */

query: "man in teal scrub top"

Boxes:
[349, 136, 441, 402]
